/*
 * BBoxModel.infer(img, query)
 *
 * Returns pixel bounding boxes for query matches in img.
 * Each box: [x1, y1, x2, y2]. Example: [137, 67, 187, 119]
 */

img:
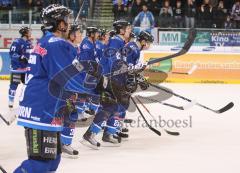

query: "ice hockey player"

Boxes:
[77, 26, 101, 119]
[108, 20, 132, 49]
[117, 31, 154, 137]
[74, 26, 104, 149]
[101, 20, 133, 144]
[8, 26, 32, 108]
[95, 28, 110, 60]
[79, 26, 99, 61]
[80, 20, 133, 148]
[60, 23, 83, 157]
[13, 4, 91, 173]
[68, 23, 82, 49]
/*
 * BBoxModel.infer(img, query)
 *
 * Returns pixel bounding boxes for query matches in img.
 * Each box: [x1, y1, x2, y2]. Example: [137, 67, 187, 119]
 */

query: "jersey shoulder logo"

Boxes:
[32, 43, 47, 56]
[48, 37, 64, 43]
[82, 44, 90, 50]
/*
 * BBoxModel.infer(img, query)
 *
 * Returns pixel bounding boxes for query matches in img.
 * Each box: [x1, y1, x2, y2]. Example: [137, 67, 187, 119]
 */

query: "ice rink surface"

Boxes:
[0, 80, 239, 173]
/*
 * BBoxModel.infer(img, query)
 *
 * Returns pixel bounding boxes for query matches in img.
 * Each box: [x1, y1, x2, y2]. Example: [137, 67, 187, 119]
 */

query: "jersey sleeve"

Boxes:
[42, 40, 78, 82]
[9, 40, 22, 62]
[108, 38, 124, 50]
[79, 42, 95, 61]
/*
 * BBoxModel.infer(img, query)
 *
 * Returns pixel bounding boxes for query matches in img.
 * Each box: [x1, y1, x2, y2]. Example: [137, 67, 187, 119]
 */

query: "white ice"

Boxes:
[0, 80, 239, 173]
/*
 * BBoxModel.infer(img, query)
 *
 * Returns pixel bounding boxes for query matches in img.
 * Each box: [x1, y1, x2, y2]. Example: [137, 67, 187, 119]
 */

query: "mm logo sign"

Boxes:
[159, 31, 181, 45]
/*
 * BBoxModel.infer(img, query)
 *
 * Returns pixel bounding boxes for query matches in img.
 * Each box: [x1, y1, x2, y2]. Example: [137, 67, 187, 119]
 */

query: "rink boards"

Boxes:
[143, 46, 240, 84]
[1, 48, 240, 84]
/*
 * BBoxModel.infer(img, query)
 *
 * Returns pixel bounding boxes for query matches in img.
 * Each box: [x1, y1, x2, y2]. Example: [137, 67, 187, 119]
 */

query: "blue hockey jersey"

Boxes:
[67, 37, 102, 94]
[9, 38, 32, 69]
[79, 37, 97, 62]
[17, 32, 81, 132]
[100, 35, 126, 75]
[124, 41, 140, 65]
[95, 40, 107, 61]
[108, 35, 125, 50]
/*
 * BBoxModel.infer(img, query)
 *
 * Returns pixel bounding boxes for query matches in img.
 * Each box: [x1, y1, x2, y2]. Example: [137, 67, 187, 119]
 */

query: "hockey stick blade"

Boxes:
[147, 28, 197, 65]
[138, 95, 185, 110]
[149, 83, 234, 114]
[215, 102, 234, 114]
[149, 126, 161, 136]
[0, 114, 10, 126]
[182, 100, 197, 110]
[172, 64, 198, 75]
[187, 64, 198, 75]
[0, 109, 17, 126]
[164, 129, 180, 136]
[135, 96, 180, 136]
[0, 165, 7, 173]
[131, 97, 161, 136]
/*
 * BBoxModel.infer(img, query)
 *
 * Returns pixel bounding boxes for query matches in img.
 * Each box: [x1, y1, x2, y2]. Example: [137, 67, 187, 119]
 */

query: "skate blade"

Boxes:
[101, 141, 121, 147]
[62, 152, 79, 159]
[80, 139, 100, 150]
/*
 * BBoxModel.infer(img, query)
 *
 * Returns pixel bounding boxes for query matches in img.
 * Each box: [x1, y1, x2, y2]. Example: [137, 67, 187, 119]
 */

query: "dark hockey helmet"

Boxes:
[99, 28, 108, 37]
[137, 31, 154, 43]
[69, 23, 81, 34]
[40, 25, 47, 35]
[19, 26, 30, 37]
[109, 30, 116, 37]
[113, 20, 131, 34]
[40, 4, 73, 32]
[130, 32, 136, 39]
[86, 26, 98, 37]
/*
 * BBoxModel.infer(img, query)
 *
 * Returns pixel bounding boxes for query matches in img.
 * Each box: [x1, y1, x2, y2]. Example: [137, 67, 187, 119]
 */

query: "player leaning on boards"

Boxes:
[13, 4, 96, 173]
[8, 26, 32, 108]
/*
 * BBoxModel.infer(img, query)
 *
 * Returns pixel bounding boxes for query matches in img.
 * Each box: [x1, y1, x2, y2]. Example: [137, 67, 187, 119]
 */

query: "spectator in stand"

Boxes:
[131, 0, 143, 21]
[224, 15, 235, 29]
[213, 0, 227, 28]
[199, 0, 213, 28]
[195, 0, 203, 7]
[159, 0, 173, 27]
[34, 0, 43, 10]
[223, 0, 235, 11]
[160, 0, 173, 16]
[173, 0, 184, 28]
[209, 0, 219, 8]
[148, 0, 161, 17]
[184, 0, 196, 28]
[142, 0, 149, 4]
[231, 0, 240, 28]
[112, 0, 128, 20]
[133, 3, 155, 33]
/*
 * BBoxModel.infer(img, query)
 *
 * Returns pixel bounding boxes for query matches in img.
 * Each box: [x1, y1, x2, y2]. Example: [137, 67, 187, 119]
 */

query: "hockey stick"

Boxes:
[130, 97, 161, 136]
[146, 28, 197, 65]
[149, 83, 234, 114]
[171, 64, 198, 75]
[135, 96, 180, 136]
[104, 28, 197, 78]
[0, 109, 17, 126]
[0, 165, 7, 173]
[0, 114, 10, 125]
[137, 95, 195, 110]
[74, 0, 86, 23]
